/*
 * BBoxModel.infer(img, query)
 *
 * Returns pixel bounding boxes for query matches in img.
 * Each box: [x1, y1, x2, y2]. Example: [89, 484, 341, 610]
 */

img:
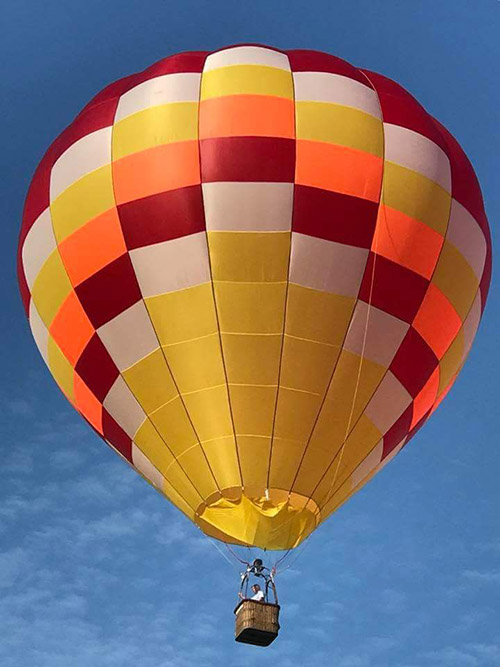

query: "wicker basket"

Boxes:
[234, 599, 280, 646]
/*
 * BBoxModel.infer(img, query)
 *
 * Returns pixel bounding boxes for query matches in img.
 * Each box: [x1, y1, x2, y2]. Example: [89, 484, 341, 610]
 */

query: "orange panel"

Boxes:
[199, 95, 295, 139]
[411, 367, 439, 428]
[49, 291, 95, 366]
[373, 205, 444, 279]
[430, 373, 457, 416]
[74, 373, 103, 433]
[58, 208, 127, 286]
[113, 141, 201, 204]
[413, 284, 462, 359]
[295, 139, 382, 202]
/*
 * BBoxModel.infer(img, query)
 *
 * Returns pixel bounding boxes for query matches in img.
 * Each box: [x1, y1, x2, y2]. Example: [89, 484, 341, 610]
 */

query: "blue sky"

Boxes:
[2, 1, 499, 665]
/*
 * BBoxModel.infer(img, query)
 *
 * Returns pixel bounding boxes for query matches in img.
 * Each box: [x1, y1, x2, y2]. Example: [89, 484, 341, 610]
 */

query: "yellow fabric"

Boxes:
[433, 242, 479, 319]
[195, 491, 319, 550]
[48, 336, 74, 401]
[112, 103, 199, 159]
[296, 101, 384, 156]
[50, 165, 115, 241]
[31, 250, 72, 327]
[200, 65, 294, 100]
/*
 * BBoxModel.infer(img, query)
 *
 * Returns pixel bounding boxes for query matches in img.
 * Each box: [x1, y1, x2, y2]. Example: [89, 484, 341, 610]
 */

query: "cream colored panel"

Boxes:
[203, 46, 290, 71]
[115, 73, 201, 121]
[446, 199, 487, 280]
[22, 209, 56, 290]
[364, 371, 412, 434]
[50, 127, 112, 200]
[103, 376, 147, 438]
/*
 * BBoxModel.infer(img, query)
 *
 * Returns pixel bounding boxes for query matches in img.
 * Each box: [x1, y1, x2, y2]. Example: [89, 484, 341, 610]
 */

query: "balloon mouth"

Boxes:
[194, 488, 321, 550]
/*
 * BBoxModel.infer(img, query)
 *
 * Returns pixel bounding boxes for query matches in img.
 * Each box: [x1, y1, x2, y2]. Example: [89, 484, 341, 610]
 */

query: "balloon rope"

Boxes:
[207, 538, 240, 569]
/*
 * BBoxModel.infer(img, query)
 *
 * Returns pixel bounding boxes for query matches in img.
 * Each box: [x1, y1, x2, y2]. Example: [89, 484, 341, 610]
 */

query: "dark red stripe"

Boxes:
[362, 70, 447, 152]
[359, 254, 429, 323]
[118, 185, 206, 250]
[75, 335, 119, 402]
[390, 328, 439, 398]
[288, 49, 368, 84]
[75, 253, 142, 329]
[102, 410, 133, 462]
[382, 404, 413, 458]
[200, 137, 295, 183]
[293, 185, 378, 248]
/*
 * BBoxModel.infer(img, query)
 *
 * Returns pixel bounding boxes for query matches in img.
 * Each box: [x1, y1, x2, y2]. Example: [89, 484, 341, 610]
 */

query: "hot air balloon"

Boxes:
[18, 45, 492, 560]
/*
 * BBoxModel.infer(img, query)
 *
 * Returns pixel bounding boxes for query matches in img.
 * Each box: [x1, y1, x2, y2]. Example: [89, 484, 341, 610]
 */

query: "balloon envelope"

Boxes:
[18, 45, 492, 550]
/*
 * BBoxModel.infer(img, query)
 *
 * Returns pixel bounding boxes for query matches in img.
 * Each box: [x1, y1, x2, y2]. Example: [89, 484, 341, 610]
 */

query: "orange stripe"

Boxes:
[112, 141, 201, 204]
[199, 95, 295, 139]
[410, 368, 439, 429]
[49, 291, 94, 366]
[74, 374, 103, 433]
[296, 140, 382, 201]
[373, 205, 444, 280]
[413, 284, 463, 359]
[58, 208, 127, 286]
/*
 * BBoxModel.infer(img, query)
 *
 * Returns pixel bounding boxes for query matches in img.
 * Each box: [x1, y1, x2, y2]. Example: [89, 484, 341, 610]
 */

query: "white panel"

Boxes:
[351, 440, 383, 488]
[50, 127, 112, 200]
[114, 73, 201, 121]
[364, 371, 412, 434]
[98, 301, 160, 371]
[29, 300, 49, 365]
[132, 444, 165, 489]
[446, 199, 487, 279]
[103, 376, 146, 438]
[130, 232, 211, 297]
[384, 124, 452, 192]
[378, 438, 406, 470]
[289, 233, 368, 297]
[22, 209, 56, 290]
[344, 302, 409, 367]
[203, 46, 290, 71]
[202, 182, 293, 231]
[293, 71, 381, 118]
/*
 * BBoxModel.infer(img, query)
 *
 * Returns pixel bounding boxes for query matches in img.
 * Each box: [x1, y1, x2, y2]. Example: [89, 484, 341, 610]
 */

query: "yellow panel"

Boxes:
[161, 479, 196, 520]
[280, 335, 341, 394]
[122, 347, 178, 413]
[163, 334, 225, 393]
[149, 395, 198, 456]
[222, 333, 281, 384]
[438, 330, 464, 393]
[200, 65, 293, 100]
[31, 250, 73, 327]
[207, 231, 290, 282]
[296, 101, 383, 156]
[312, 415, 382, 506]
[182, 384, 234, 441]
[292, 353, 385, 496]
[274, 388, 321, 442]
[268, 437, 309, 491]
[433, 242, 479, 320]
[237, 434, 272, 493]
[202, 436, 242, 490]
[145, 283, 217, 345]
[286, 284, 355, 344]
[50, 165, 115, 242]
[229, 385, 277, 436]
[112, 103, 199, 160]
[215, 282, 287, 333]
[48, 336, 75, 401]
[133, 419, 202, 507]
[383, 161, 451, 235]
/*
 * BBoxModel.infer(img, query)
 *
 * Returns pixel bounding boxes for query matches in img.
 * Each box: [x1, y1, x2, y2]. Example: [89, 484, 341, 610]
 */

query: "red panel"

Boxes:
[75, 253, 142, 328]
[405, 409, 431, 445]
[200, 137, 295, 183]
[287, 49, 368, 85]
[118, 185, 206, 250]
[390, 328, 439, 398]
[432, 118, 489, 233]
[75, 334, 119, 402]
[358, 254, 429, 323]
[292, 185, 378, 248]
[102, 410, 133, 462]
[362, 70, 447, 151]
[382, 404, 413, 458]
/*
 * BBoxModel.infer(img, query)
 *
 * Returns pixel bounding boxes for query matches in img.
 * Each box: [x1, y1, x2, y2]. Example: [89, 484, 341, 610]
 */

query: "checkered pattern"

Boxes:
[18, 45, 492, 549]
